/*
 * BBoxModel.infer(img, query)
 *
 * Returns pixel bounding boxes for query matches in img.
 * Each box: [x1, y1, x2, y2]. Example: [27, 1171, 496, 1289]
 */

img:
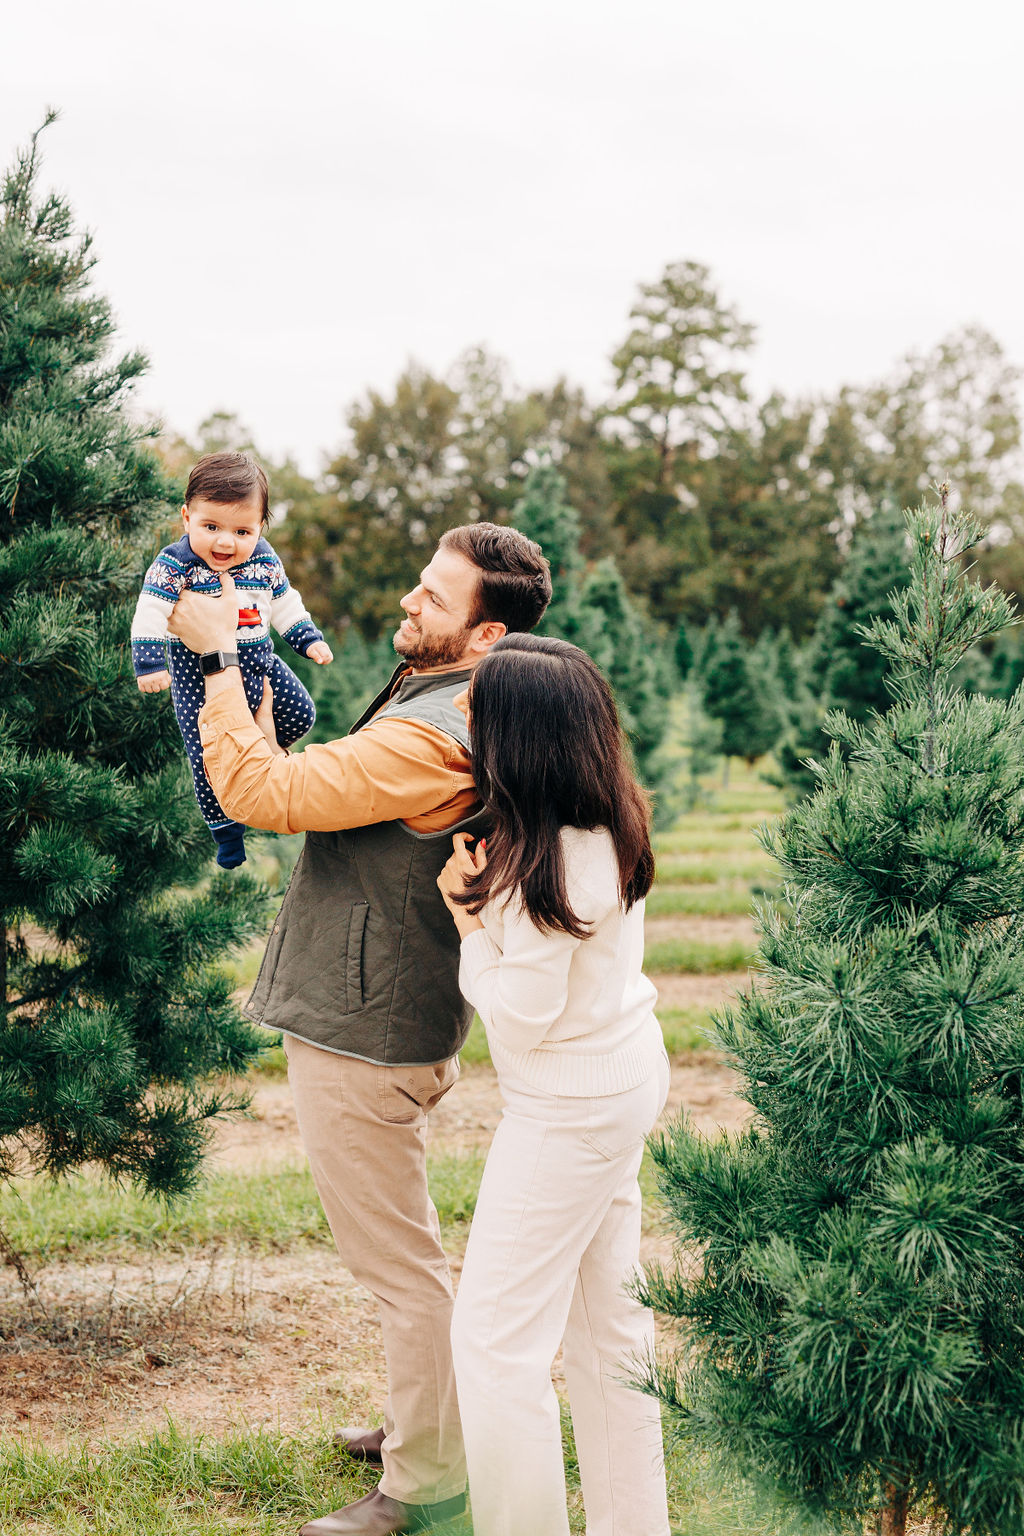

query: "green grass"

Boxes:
[645, 937, 754, 975]
[460, 1010, 716, 1068]
[0, 1152, 485, 1262]
[654, 855, 774, 885]
[647, 883, 763, 916]
[0, 1419, 780, 1536]
[458, 1014, 492, 1066]
[657, 1007, 718, 1054]
[654, 826, 772, 855]
[1, 1421, 373, 1536]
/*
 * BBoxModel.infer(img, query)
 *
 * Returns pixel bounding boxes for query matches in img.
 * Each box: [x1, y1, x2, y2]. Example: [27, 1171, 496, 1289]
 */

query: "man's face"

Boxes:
[182, 494, 263, 571]
[395, 548, 483, 668]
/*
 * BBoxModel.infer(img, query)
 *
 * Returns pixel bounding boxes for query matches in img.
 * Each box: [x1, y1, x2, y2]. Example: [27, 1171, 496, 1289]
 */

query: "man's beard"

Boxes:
[392, 620, 475, 669]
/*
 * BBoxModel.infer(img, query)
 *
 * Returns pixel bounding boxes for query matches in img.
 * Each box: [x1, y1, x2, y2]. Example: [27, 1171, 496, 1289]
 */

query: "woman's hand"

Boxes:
[255, 679, 287, 755]
[437, 833, 487, 937]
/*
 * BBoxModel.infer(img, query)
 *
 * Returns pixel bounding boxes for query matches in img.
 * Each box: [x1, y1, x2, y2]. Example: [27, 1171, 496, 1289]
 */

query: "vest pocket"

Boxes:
[345, 902, 369, 1013]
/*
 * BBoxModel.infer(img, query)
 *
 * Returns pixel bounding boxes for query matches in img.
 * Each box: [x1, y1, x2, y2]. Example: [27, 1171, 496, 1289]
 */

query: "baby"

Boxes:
[131, 450, 333, 868]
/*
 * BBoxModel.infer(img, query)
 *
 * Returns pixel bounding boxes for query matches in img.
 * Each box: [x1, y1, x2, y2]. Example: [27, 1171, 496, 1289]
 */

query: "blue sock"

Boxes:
[212, 823, 247, 869]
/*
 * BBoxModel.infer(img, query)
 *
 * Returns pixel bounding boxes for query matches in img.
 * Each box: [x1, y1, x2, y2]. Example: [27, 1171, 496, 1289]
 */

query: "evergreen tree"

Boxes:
[286, 626, 398, 742]
[690, 614, 720, 684]
[642, 490, 1024, 1536]
[511, 464, 668, 781]
[508, 460, 584, 636]
[679, 686, 723, 811]
[749, 628, 802, 749]
[700, 611, 777, 772]
[674, 621, 695, 682]
[575, 557, 669, 780]
[0, 120, 268, 1218]
[777, 500, 910, 797]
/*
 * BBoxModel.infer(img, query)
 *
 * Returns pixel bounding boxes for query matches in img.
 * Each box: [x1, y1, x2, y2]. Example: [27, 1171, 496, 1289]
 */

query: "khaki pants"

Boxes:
[283, 1032, 466, 1505]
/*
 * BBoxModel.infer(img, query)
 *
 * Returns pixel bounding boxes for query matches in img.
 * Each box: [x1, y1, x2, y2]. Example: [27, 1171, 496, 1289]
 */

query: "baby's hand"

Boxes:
[137, 670, 172, 694]
[307, 641, 334, 665]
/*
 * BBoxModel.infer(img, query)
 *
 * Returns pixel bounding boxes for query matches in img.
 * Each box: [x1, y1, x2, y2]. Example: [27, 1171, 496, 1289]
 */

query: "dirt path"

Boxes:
[0, 1046, 750, 1450]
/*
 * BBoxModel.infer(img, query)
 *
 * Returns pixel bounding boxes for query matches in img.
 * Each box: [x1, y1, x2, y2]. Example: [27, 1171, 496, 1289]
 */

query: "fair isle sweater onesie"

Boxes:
[130, 533, 324, 866]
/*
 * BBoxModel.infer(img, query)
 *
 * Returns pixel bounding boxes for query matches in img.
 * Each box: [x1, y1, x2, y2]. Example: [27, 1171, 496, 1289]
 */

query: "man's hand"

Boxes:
[255, 679, 287, 755]
[137, 670, 171, 694]
[306, 641, 334, 665]
[168, 568, 239, 654]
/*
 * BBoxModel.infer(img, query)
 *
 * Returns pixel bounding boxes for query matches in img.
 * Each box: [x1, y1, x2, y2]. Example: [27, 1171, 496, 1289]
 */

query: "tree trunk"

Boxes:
[879, 1486, 909, 1536]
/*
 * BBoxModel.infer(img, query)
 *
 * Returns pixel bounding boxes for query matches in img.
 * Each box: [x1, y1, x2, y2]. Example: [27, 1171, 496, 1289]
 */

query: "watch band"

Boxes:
[199, 650, 241, 677]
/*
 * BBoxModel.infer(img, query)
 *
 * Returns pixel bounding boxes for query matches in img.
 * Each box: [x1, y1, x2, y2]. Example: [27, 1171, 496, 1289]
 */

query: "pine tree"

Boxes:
[642, 489, 1024, 1536]
[674, 620, 696, 682]
[508, 460, 584, 636]
[0, 119, 269, 1221]
[777, 500, 909, 797]
[511, 464, 669, 782]
[700, 610, 777, 774]
[679, 686, 723, 811]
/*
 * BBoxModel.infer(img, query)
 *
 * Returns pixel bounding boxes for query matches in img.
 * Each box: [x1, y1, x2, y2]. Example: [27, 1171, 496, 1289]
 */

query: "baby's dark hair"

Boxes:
[185, 452, 270, 527]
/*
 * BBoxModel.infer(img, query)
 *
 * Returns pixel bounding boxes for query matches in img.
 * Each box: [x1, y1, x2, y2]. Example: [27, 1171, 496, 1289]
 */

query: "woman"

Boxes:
[437, 633, 671, 1536]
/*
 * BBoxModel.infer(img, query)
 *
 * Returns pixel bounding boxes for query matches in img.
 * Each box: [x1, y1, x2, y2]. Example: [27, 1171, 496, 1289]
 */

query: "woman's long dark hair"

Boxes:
[458, 633, 655, 937]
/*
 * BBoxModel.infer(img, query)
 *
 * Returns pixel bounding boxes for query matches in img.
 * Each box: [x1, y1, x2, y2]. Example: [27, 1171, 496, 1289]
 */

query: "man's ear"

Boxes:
[471, 621, 507, 654]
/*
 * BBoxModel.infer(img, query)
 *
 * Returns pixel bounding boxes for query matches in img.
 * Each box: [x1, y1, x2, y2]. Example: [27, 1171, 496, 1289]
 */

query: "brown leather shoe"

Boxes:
[298, 1487, 466, 1535]
[332, 1424, 386, 1465]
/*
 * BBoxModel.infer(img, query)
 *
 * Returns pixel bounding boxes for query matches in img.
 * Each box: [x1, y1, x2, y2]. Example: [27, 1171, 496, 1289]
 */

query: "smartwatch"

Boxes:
[199, 650, 241, 677]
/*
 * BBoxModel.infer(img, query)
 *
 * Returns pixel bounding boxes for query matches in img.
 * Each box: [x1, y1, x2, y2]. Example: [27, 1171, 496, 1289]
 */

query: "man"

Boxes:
[168, 523, 551, 1536]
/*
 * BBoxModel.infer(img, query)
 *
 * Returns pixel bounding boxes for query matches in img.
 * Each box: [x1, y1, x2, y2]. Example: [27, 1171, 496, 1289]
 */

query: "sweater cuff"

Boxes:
[458, 927, 501, 1007]
[131, 639, 169, 676]
[282, 619, 324, 656]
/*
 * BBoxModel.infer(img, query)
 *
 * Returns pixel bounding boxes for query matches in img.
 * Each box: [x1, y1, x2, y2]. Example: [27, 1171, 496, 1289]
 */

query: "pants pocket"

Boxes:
[583, 1069, 666, 1161]
[378, 1057, 461, 1124]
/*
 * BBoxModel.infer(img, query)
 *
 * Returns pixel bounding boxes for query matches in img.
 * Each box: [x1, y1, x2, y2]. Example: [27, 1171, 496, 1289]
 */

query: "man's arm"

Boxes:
[198, 695, 474, 833]
[166, 566, 253, 706]
[168, 569, 475, 835]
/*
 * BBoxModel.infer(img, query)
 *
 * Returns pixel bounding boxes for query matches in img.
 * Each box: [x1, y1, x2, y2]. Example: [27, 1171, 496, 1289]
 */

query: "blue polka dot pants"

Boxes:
[170, 646, 316, 856]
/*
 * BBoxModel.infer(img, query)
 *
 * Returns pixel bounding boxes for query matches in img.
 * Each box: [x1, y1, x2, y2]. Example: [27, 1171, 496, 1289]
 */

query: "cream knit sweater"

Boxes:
[458, 826, 664, 1096]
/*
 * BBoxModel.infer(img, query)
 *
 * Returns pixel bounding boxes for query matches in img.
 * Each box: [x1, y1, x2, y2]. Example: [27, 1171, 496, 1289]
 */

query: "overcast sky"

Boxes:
[4, 0, 1022, 473]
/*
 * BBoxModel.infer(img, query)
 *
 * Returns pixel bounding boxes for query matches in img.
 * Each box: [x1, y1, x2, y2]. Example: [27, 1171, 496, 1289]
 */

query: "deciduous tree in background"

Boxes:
[0, 121, 268, 1235]
[643, 491, 1024, 1536]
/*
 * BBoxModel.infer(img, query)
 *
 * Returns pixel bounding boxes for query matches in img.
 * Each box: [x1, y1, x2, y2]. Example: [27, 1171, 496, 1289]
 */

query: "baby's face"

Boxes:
[182, 494, 263, 571]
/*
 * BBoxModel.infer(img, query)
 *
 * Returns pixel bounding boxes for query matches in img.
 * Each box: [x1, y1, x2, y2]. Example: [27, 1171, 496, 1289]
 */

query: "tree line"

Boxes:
[161, 264, 1024, 653]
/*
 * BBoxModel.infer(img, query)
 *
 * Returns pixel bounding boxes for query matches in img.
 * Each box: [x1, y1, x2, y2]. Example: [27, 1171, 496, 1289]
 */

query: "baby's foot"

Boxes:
[212, 823, 247, 868]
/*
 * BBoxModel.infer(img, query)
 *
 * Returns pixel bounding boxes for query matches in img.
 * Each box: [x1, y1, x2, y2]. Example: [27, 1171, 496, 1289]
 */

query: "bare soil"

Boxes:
[0, 1049, 750, 1451]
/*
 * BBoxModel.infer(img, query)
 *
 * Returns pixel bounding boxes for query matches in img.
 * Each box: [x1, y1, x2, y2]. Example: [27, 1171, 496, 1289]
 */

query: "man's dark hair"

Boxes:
[185, 452, 270, 527]
[439, 522, 551, 633]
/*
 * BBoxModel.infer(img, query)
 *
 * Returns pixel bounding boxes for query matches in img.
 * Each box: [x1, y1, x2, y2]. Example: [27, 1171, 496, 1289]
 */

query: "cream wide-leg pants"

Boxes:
[450, 1052, 672, 1536]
